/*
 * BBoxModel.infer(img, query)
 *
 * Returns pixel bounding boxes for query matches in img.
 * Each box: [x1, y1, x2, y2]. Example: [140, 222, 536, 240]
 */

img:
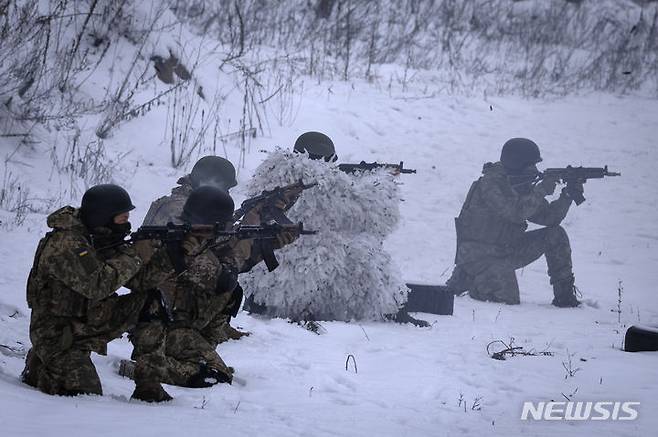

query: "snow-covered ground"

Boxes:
[1, 79, 657, 436]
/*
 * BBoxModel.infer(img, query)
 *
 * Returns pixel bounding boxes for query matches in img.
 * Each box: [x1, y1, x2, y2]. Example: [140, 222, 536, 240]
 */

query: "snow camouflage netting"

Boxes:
[241, 149, 409, 321]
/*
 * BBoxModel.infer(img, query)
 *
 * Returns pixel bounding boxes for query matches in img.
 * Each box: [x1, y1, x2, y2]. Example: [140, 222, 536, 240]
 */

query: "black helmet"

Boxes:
[182, 186, 235, 225]
[79, 184, 135, 229]
[500, 138, 542, 172]
[190, 156, 238, 191]
[293, 131, 338, 162]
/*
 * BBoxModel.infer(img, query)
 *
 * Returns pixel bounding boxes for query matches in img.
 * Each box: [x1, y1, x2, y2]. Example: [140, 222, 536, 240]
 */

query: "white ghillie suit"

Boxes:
[241, 149, 409, 321]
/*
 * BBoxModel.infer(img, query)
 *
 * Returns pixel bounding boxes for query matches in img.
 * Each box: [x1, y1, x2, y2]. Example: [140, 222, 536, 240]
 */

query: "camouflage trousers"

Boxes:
[453, 225, 573, 305]
[131, 320, 232, 388]
[22, 291, 147, 396]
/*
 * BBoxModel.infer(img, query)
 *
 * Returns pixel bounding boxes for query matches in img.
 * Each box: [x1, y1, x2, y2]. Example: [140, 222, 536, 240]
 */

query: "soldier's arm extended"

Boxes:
[47, 232, 143, 301]
[480, 175, 550, 223]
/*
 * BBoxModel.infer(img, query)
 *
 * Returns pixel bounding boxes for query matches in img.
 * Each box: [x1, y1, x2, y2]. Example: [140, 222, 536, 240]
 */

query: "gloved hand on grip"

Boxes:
[215, 264, 239, 295]
[133, 239, 159, 264]
[534, 174, 559, 196]
[562, 179, 585, 203]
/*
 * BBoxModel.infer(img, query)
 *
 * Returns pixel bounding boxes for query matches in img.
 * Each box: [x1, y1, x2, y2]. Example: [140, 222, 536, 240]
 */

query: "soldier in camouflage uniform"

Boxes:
[21, 185, 147, 397]
[446, 138, 583, 307]
[141, 156, 249, 344]
[130, 187, 238, 401]
[131, 186, 298, 401]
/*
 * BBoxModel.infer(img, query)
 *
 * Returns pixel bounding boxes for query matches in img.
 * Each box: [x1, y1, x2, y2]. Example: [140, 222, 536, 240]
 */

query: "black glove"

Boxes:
[215, 265, 238, 295]
[222, 284, 244, 318]
[562, 180, 585, 204]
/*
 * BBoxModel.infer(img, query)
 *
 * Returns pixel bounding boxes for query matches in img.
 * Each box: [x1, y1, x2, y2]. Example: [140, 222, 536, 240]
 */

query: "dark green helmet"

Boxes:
[190, 156, 238, 191]
[500, 138, 542, 172]
[293, 131, 338, 162]
[79, 184, 135, 229]
[182, 186, 234, 225]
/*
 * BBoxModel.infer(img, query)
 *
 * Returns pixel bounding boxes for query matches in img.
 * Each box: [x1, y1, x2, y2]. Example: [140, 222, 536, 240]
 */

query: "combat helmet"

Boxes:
[500, 138, 542, 173]
[79, 184, 135, 229]
[181, 186, 235, 225]
[293, 131, 338, 162]
[190, 156, 238, 191]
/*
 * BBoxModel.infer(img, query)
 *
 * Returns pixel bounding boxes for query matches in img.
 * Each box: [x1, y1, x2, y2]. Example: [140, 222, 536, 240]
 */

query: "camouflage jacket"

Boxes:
[135, 235, 238, 331]
[455, 162, 572, 264]
[27, 206, 143, 356]
[142, 175, 193, 226]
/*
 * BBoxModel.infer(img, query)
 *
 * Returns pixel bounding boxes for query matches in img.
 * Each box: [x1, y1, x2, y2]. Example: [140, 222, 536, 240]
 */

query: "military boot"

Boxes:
[131, 381, 172, 403]
[552, 276, 581, 308]
[131, 361, 172, 402]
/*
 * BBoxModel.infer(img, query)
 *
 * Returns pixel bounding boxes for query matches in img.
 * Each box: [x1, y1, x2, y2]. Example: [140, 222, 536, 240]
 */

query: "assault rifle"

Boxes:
[233, 179, 318, 223]
[540, 165, 621, 205]
[132, 221, 317, 272]
[338, 161, 417, 175]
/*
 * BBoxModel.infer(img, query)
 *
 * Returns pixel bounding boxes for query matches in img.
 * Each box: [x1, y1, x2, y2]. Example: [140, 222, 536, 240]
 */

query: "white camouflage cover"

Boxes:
[241, 149, 409, 321]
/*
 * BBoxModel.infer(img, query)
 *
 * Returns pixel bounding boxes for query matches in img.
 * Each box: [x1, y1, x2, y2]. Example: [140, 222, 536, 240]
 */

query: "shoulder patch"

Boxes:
[74, 247, 90, 257]
[74, 247, 99, 274]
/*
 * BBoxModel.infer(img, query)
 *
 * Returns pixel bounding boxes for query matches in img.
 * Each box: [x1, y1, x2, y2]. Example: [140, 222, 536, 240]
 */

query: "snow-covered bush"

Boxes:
[241, 149, 408, 321]
[247, 150, 401, 237]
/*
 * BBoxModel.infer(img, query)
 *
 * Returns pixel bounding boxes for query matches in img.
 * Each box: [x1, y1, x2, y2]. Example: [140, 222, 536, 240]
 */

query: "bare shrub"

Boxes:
[171, 0, 658, 97]
[50, 134, 131, 197]
[1, 163, 56, 227]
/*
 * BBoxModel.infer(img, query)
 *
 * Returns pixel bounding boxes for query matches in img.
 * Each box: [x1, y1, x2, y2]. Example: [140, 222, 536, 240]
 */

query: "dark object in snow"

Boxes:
[299, 320, 327, 335]
[624, 325, 658, 352]
[338, 161, 416, 175]
[151, 52, 191, 84]
[404, 283, 454, 315]
[386, 308, 430, 327]
[187, 362, 232, 387]
[486, 340, 553, 360]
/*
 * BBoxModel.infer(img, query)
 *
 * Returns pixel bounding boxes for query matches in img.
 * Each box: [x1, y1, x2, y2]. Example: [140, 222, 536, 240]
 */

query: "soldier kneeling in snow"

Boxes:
[242, 131, 427, 326]
[143, 156, 249, 343]
[446, 138, 582, 307]
[21, 185, 148, 397]
[129, 187, 299, 402]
